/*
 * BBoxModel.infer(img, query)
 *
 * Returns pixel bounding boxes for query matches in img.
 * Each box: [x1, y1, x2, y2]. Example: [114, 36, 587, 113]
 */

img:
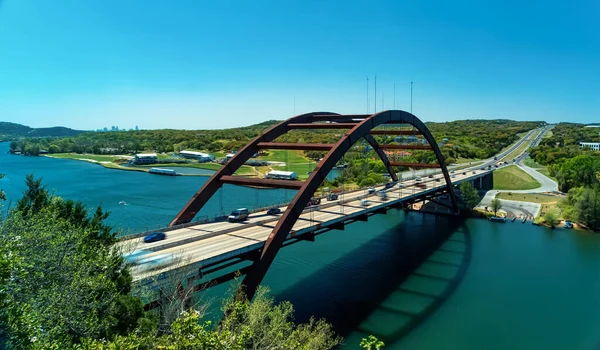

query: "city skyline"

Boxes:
[0, 1, 598, 129]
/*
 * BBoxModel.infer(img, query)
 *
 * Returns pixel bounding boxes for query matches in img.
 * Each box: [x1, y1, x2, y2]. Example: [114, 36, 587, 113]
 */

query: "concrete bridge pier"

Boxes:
[473, 172, 493, 191]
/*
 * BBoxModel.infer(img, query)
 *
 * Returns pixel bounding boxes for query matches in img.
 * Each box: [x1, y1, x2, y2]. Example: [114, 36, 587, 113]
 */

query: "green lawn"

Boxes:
[493, 165, 541, 190]
[537, 168, 557, 182]
[522, 157, 557, 181]
[522, 157, 543, 168]
[496, 192, 559, 204]
[456, 158, 480, 164]
[543, 130, 553, 138]
[257, 150, 308, 163]
[48, 153, 123, 162]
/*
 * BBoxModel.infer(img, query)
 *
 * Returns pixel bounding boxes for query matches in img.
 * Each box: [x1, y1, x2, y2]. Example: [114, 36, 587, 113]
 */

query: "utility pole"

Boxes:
[374, 75, 377, 113]
[366, 77, 369, 114]
[410, 81, 413, 113]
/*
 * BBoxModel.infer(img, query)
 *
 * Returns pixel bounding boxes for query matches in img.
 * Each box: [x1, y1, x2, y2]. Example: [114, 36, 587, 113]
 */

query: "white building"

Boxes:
[133, 153, 158, 164]
[579, 142, 600, 151]
[179, 150, 214, 162]
[264, 170, 297, 180]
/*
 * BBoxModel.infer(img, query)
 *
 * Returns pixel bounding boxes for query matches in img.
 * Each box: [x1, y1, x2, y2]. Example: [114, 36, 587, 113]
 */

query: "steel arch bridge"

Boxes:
[171, 110, 458, 299]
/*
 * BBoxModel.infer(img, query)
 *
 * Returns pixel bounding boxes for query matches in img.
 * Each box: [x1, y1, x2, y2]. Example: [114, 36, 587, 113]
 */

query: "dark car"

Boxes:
[327, 193, 339, 201]
[463, 172, 467, 175]
[384, 182, 397, 189]
[143, 232, 166, 243]
[267, 207, 281, 215]
[428, 174, 434, 178]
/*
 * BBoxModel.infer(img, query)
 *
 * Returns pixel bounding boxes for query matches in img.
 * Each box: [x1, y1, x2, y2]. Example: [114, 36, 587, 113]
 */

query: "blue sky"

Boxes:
[0, 0, 598, 129]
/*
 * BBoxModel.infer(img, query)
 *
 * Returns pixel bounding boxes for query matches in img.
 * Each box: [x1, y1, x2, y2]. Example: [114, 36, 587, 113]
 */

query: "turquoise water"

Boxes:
[2, 142, 600, 349]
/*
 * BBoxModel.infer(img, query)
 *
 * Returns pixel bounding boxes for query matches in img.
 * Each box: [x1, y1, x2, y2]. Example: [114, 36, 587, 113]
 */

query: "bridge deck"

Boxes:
[123, 169, 490, 284]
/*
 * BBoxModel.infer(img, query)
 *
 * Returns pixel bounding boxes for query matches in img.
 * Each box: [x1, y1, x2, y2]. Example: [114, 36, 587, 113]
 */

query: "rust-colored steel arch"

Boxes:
[170, 112, 398, 226]
[240, 110, 458, 299]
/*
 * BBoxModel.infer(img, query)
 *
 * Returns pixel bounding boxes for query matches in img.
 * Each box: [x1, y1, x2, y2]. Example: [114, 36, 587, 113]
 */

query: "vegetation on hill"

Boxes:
[11, 119, 542, 161]
[426, 119, 543, 160]
[0, 176, 344, 349]
[0, 121, 82, 141]
[528, 123, 600, 230]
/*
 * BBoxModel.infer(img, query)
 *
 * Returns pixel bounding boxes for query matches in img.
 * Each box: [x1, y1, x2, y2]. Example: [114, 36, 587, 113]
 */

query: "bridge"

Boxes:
[121, 110, 521, 309]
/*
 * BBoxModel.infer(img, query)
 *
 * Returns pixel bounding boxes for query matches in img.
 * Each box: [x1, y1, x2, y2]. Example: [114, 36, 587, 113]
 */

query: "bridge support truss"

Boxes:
[170, 110, 458, 300]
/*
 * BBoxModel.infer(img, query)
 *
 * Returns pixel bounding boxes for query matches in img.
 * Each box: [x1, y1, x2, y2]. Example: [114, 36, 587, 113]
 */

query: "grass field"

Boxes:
[48, 153, 124, 162]
[257, 150, 308, 163]
[522, 157, 558, 181]
[456, 158, 480, 164]
[523, 157, 543, 168]
[493, 165, 541, 190]
[543, 130, 553, 138]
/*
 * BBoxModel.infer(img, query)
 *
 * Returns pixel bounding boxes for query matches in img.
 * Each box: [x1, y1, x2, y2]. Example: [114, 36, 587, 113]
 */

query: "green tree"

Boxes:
[543, 208, 560, 227]
[79, 287, 341, 350]
[491, 198, 502, 216]
[360, 335, 385, 349]
[0, 208, 149, 349]
[459, 181, 480, 209]
[0, 177, 148, 349]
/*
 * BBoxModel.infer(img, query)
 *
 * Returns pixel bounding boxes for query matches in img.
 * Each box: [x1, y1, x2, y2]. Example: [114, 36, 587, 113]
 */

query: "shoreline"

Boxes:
[42, 154, 215, 177]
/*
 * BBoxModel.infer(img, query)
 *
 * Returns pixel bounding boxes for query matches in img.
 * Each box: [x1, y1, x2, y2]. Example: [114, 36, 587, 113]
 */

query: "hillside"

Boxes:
[14, 118, 543, 160]
[0, 122, 82, 139]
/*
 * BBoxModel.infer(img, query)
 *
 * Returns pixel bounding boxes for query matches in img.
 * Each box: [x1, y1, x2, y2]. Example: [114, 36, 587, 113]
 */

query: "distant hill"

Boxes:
[0, 122, 83, 139]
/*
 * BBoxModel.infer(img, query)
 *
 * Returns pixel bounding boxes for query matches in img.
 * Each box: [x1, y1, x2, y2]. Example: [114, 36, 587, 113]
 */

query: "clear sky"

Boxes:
[0, 0, 598, 130]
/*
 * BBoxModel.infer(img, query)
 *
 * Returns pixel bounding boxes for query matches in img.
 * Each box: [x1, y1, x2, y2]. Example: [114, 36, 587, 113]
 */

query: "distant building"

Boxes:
[133, 153, 158, 164]
[135, 125, 139, 131]
[579, 142, 600, 151]
[179, 150, 214, 162]
[264, 170, 297, 180]
[405, 136, 419, 143]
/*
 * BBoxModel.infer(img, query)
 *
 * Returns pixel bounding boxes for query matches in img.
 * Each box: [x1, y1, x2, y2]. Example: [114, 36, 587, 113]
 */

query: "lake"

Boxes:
[2, 142, 600, 349]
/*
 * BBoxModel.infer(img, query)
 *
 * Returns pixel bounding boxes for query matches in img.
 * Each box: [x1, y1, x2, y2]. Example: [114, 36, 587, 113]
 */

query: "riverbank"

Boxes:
[41, 153, 240, 176]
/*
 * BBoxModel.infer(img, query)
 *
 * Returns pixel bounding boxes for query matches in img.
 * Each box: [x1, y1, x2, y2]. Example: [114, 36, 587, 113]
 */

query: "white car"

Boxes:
[360, 199, 371, 207]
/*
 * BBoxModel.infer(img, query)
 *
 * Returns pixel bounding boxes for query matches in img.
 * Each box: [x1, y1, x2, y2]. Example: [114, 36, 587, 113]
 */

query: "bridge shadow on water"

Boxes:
[273, 208, 473, 347]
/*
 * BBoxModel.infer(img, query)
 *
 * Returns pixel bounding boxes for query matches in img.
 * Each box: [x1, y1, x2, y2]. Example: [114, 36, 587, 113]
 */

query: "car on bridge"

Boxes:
[428, 174, 434, 178]
[327, 193, 338, 201]
[384, 182, 397, 189]
[267, 207, 281, 215]
[228, 208, 249, 222]
[368, 187, 376, 194]
[143, 232, 166, 243]
[360, 199, 370, 206]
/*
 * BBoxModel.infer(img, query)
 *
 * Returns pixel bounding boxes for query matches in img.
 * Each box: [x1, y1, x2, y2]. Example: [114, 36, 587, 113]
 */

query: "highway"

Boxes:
[123, 126, 545, 284]
[124, 169, 490, 283]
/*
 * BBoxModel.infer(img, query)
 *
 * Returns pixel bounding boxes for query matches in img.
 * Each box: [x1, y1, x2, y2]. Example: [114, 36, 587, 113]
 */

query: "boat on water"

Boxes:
[149, 167, 178, 176]
[119, 201, 127, 205]
[522, 218, 527, 223]
[489, 216, 506, 223]
[563, 220, 573, 229]
[511, 217, 516, 222]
